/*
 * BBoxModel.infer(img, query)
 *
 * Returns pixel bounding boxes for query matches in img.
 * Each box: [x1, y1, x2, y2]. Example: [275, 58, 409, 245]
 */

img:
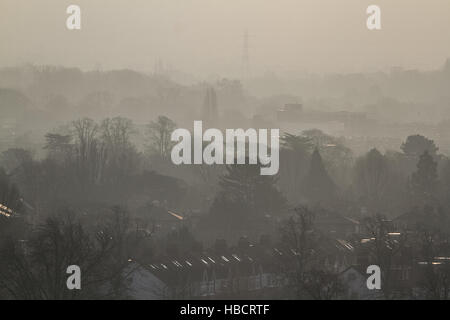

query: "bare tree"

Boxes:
[280, 206, 345, 299]
[146, 116, 176, 160]
[0, 206, 141, 300]
[100, 117, 139, 182]
[44, 133, 73, 164]
[72, 118, 107, 185]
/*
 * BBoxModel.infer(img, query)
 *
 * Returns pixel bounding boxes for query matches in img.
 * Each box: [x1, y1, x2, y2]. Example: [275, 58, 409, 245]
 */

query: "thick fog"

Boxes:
[2, 1, 450, 301]
[2, 0, 450, 76]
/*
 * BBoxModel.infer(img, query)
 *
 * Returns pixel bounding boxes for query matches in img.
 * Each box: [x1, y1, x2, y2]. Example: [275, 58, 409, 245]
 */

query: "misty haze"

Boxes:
[2, 0, 450, 301]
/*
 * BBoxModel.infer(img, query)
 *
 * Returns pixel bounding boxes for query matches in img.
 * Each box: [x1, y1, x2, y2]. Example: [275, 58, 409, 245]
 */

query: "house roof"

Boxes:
[0, 203, 14, 218]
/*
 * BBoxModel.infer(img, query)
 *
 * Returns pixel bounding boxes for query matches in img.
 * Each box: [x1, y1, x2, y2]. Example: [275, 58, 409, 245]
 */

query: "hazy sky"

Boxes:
[1, 0, 450, 77]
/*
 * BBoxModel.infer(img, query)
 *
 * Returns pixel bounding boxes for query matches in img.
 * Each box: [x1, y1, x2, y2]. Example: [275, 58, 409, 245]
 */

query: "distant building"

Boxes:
[128, 234, 360, 299]
[133, 248, 287, 299]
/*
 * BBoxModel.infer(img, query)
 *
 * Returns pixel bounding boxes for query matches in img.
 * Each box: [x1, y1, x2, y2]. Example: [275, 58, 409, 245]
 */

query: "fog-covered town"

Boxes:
[2, 0, 450, 300]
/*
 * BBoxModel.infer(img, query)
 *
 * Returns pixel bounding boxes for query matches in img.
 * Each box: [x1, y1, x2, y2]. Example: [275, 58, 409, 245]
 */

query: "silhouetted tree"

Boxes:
[72, 118, 107, 186]
[401, 135, 438, 158]
[146, 116, 176, 160]
[279, 133, 312, 203]
[281, 206, 316, 298]
[44, 133, 73, 164]
[214, 163, 286, 216]
[410, 151, 438, 206]
[302, 129, 353, 187]
[353, 148, 389, 213]
[100, 117, 140, 183]
[209, 163, 287, 238]
[302, 148, 337, 205]
[280, 206, 344, 299]
[0, 207, 140, 299]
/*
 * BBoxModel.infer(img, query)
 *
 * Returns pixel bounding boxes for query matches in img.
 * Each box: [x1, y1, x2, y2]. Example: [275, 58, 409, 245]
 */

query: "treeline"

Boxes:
[2, 113, 450, 299]
[3, 114, 450, 235]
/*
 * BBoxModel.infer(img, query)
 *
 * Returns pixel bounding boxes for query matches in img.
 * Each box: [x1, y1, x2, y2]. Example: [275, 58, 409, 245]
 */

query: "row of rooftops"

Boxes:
[141, 220, 450, 282]
[140, 235, 358, 284]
